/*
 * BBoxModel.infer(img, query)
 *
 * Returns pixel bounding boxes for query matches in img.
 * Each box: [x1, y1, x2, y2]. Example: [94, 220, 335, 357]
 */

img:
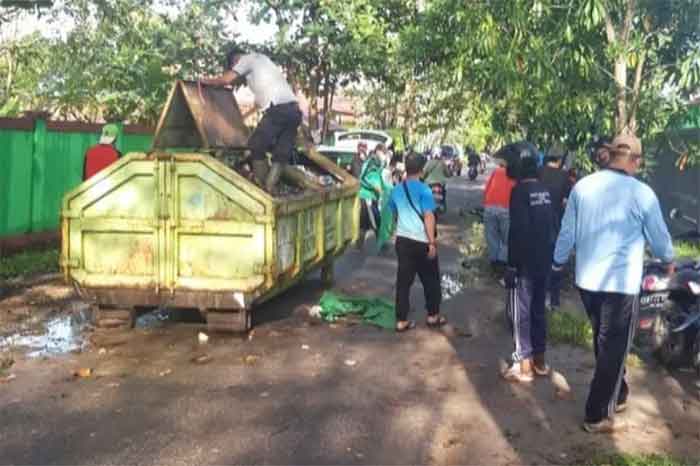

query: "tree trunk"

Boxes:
[614, 57, 628, 134]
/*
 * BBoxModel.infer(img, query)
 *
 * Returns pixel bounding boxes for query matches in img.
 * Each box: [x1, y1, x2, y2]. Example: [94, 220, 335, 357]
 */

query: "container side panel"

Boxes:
[177, 229, 263, 280]
[302, 207, 319, 263]
[82, 175, 155, 218]
[277, 216, 297, 273]
[83, 232, 154, 276]
[178, 176, 255, 223]
[342, 197, 355, 241]
[324, 201, 339, 251]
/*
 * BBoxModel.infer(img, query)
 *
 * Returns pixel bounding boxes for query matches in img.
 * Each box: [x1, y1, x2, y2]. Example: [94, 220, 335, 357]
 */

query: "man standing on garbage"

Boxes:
[388, 153, 446, 332]
[553, 135, 674, 434]
[200, 47, 302, 192]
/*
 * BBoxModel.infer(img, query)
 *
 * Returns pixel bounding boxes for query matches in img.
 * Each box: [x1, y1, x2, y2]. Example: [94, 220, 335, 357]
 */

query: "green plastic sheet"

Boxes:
[318, 291, 396, 329]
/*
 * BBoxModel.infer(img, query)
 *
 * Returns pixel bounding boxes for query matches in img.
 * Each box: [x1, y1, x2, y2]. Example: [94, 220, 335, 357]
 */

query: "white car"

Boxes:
[333, 130, 393, 153]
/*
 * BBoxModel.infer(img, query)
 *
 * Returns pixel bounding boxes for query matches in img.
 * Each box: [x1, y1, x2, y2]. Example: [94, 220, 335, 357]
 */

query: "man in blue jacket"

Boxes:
[553, 134, 674, 433]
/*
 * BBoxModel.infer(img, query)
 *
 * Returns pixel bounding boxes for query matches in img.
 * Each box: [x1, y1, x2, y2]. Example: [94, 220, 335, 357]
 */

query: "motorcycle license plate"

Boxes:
[640, 292, 669, 309]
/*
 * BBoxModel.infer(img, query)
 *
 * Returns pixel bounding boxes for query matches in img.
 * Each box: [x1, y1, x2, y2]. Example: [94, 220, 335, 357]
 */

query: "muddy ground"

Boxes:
[1, 171, 699, 465]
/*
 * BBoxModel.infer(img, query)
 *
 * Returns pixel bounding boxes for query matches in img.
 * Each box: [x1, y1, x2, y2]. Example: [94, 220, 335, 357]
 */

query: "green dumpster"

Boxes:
[60, 81, 359, 332]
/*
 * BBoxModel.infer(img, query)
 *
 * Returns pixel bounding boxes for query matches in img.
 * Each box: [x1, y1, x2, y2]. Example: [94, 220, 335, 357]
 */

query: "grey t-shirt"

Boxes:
[232, 53, 297, 110]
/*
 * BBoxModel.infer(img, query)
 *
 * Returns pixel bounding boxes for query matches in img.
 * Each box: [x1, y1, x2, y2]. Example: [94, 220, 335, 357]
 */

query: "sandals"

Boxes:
[426, 315, 448, 328]
[395, 320, 416, 333]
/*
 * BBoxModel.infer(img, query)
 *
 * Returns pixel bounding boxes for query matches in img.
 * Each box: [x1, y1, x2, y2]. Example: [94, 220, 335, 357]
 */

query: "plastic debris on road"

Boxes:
[308, 305, 323, 319]
[317, 291, 395, 330]
[198, 332, 209, 344]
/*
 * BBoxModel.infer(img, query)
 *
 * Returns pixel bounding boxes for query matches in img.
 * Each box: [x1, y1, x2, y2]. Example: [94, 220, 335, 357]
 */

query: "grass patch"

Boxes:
[674, 241, 700, 258]
[0, 248, 59, 280]
[585, 453, 693, 466]
[547, 308, 593, 350]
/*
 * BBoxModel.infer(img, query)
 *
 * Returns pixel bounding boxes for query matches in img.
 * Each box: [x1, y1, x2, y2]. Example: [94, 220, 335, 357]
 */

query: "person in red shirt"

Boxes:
[483, 160, 517, 277]
[83, 123, 121, 180]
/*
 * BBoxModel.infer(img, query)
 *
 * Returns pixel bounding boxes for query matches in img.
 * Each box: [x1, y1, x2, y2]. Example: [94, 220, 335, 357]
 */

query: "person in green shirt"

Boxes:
[357, 154, 392, 249]
[422, 156, 451, 214]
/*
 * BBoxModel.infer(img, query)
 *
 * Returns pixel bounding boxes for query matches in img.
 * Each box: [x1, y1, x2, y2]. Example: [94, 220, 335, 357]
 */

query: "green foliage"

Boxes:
[585, 453, 692, 466]
[0, 248, 59, 279]
[548, 308, 594, 350]
[674, 241, 700, 259]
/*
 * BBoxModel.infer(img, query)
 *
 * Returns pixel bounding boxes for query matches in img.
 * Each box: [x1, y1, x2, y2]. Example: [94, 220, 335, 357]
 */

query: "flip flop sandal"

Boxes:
[395, 320, 416, 333]
[426, 315, 448, 328]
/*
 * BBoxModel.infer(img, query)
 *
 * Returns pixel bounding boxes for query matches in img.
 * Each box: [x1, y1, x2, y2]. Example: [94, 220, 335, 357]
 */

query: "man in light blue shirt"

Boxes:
[388, 153, 446, 332]
[553, 134, 674, 433]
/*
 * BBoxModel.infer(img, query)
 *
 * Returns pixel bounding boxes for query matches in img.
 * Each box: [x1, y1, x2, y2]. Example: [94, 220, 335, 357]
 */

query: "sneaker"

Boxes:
[502, 364, 534, 383]
[582, 418, 627, 434]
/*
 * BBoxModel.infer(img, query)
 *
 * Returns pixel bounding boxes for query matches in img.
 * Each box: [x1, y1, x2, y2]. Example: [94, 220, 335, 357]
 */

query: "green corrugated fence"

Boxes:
[0, 118, 153, 237]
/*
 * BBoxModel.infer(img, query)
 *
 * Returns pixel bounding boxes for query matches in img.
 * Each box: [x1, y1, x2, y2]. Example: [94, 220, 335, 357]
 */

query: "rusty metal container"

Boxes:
[60, 81, 359, 331]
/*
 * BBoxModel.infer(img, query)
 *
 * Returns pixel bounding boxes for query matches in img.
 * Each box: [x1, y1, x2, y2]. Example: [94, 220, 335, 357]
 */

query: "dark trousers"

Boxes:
[248, 102, 302, 163]
[579, 290, 638, 423]
[508, 274, 548, 361]
[395, 236, 441, 322]
[548, 269, 562, 307]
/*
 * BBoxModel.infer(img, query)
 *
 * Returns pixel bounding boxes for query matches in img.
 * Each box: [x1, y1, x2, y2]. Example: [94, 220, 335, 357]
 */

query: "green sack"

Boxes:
[374, 196, 395, 254]
[318, 291, 396, 330]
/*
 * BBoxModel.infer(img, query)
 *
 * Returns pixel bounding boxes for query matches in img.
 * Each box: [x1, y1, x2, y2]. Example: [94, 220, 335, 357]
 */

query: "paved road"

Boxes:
[2, 171, 699, 465]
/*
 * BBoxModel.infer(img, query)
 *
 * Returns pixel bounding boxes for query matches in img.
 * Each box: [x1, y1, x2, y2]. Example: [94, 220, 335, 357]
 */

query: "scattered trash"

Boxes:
[135, 308, 171, 328]
[345, 359, 357, 367]
[159, 369, 172, 377]
[551, 370, 573, 399]
[198, 332, 209, 345]
[107, 382, 120, 388]
[260, 391, 270, 398]
[301, 344, 310, 350]
[441, 273, 465, 301]
[244, 355, 259, 366]
[74, 368, 93, 378]
[98, 348, 107, 355]
[0, 373, 17, 383]
[308, 305, 323, 319]
[191, 354, 213, 365]
[248, 329, 255, 341]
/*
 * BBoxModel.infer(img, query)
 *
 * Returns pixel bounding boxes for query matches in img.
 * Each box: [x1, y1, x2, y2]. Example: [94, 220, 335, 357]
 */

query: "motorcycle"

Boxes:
[430, 183, 447, 215]
[636, 208, 700, 373]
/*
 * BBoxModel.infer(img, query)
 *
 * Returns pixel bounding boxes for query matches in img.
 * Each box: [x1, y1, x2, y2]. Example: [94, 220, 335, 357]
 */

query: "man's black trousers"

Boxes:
[579, 290, 638, 423]
[248, 102, 302, 164]
[395, 236, 441, 322]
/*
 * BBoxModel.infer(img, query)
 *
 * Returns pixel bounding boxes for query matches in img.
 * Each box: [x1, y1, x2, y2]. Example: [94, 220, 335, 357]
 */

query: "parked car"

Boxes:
[334, 130, 393, 153]
[316, 145, 356, 173]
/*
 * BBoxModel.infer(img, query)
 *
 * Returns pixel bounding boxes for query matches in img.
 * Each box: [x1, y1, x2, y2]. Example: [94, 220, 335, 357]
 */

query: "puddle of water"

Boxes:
[441, 273, 465, 301]
[0, 309, 90, 358]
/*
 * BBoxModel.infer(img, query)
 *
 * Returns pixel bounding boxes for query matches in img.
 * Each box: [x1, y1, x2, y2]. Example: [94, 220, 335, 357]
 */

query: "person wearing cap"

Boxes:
[351, 142, 368, 178]
[83, 123, 121, 180]
[388, 153, 446, 332]
[200, 47, 302, 192]
[553, 134, 674, 434]
[502, 145, 557, 383]
[538, 145, 573, 310]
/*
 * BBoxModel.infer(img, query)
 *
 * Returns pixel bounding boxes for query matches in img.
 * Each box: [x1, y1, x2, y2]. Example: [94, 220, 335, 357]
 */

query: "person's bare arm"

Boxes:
[424, 211, 437, 258]
[200, 70, 239, 87]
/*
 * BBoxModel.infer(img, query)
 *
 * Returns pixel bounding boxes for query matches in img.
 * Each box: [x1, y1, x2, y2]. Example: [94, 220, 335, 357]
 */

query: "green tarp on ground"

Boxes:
[318, 291, 396, 329]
